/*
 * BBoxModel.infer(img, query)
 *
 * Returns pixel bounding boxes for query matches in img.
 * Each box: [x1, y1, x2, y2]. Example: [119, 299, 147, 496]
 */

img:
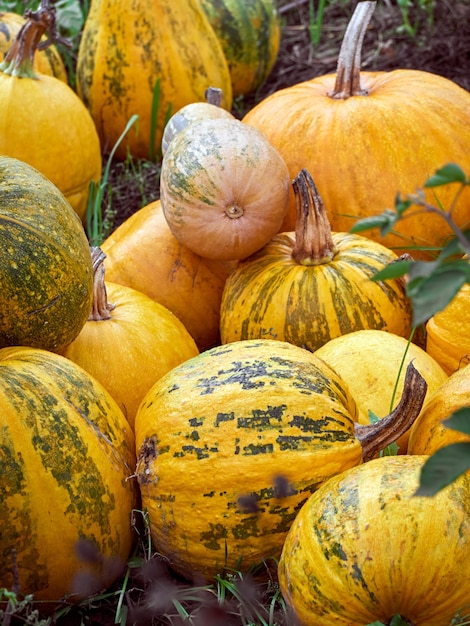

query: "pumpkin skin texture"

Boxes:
[0, 346, 138, 603]
[0, 156, 93, 353]
[101, 200, 234, 351]
[0, 11, 68, 82]
[425, 283, 470, 375]
[199, 0, 281, 97]
[220, 171, 412, 350]
[77, 0, 232, 160]
[242, 3, 470, 256]
[408, 364, 470, 455]
[314, 329, 448, 453]
[278, 455, 470, 626]
[135, 339, 426, 580]
[160, 117, 290, 261]
[62, 249, 199, 429]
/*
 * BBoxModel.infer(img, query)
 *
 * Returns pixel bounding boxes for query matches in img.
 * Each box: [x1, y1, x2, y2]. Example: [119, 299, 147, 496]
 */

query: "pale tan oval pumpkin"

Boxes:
[242, 1, 470, 256]
[101, 200, 234, 351]
[61, 248, 199, 430]
[160, 117, 290, 261]
[135, 339, 426, 580]
[278, 454, 470, 626]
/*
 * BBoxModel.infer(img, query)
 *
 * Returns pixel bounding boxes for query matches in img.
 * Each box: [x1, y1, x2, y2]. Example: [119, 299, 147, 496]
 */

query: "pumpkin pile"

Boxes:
[1, 0, 470, 622]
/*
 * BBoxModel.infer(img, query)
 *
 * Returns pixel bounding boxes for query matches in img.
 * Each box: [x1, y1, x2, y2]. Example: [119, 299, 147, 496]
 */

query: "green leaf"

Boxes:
[443, 407, 470, 436]
[369, 259, 412, 282]
[350, 209, 398, 236]
[408, 269, 467, 326]
[424, 163, 467, 187]
[437, 228, 470, 261]
[414, 442, 470, 496]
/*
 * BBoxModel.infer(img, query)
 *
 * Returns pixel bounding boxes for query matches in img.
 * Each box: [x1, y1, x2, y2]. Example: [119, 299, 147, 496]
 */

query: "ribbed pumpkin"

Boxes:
[408, 364, 470, 455]
[101, 200, 234, 351]
[161, 87, 235, 155]
[425, 282, 470, 375]
[278, 454, 470, 626]
[77, 0, 232, 160]
[0, 346, 138, 603]
[135, 339, 426, 579]
[242, 1, 470, 256]
[200, 0, 281, 97]
[0, 2, 102, 222]
[220, 169, 412, 351]
[61, 248, 199, 429]
[160, 117, 290, 261]
[0, 10, 67, 82]
[314, 329, 448, 453]
[0, 156, 93, 352]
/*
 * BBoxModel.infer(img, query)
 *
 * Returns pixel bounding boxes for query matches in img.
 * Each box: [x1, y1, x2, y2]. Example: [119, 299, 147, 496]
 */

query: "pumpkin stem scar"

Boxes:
[328, 1, 375, 100]
[225, 204, 244, 219]
[136, 436, 158, 485]
[355, 360, 427, 461]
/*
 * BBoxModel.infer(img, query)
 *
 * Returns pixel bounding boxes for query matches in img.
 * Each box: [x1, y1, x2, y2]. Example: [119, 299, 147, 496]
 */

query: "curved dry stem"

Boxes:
[89, 246, 116, 321]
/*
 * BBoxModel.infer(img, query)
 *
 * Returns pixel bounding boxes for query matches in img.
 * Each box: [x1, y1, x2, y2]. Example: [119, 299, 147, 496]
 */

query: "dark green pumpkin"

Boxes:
[0, 156, 93, 352]
[200, 0, 281, 96]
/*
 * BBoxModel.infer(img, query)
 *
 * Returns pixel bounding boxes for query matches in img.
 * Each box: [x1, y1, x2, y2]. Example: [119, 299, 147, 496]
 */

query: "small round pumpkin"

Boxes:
[0, 10, 68, 82]
[0, 156, 93, 352]
[199, 0, 281, 97]
[242, 1, 470, 255]
[314, 329, 448, 453]
[0, 346, 138, 603]
[135, 339, 426, 580]
[425, 282, 470, 375]
[101, 199, 234, 351]
[0, 4, 102, 221]
[408, 364, 470, 455]
[62, 248, 199, 429]
[278, 454, 470, 626]
[220, 169, 412, 351]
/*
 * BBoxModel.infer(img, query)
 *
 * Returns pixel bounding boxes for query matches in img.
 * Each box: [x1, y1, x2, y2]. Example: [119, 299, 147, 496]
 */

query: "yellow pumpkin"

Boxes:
[61, 248, 199, 430]
[160, 117, 290, 261]
[220, 169, 412, 351]
[314, 329, 448, 453]
[425, 282, 470, 375]
[242, 1, 470, 256]
[77, 0, 232, 159]
[0, 11, 67, 82]
[408, 364, 470, 455]
[101, 200, 234, 351]
[135, 339, 426, 580]
[278, 455, 470, 626]
[0, 346, 138, 603]
[0, 3, 102, 222]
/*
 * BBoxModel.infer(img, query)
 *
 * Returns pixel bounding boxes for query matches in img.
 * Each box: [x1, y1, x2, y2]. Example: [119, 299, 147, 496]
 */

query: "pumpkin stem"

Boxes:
[328, 1, 376, 99]
[0, 0, 70, 78]
[355, 361, 427, 462]
[89, 247, 116, 321]
[204, 86, 223, 107]
[291, 169, 337, 265]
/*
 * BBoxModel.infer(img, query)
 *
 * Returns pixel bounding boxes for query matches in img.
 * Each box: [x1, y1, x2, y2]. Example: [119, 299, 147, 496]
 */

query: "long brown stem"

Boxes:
[355, 361, 427, 462]
[329, 1, 376, 99]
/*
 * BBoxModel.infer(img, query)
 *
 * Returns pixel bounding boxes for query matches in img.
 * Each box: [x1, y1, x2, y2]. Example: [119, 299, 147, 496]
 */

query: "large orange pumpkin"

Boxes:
[242, 1, 470, 257]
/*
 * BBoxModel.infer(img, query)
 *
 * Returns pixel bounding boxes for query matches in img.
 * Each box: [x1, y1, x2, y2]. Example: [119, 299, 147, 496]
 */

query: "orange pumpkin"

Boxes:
[160, 117, 290, 261]
[61, 248, 199, 429]
[101, 200, 234, 351]
[242, 1, 470, 257]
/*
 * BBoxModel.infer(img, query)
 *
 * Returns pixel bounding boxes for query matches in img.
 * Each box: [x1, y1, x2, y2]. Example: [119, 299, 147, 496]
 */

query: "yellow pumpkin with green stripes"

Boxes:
[0, 347, 138, 602]
[220, 169, 412, 351]
[278, 455, 470, 626]
[135, 339, 426, 579]
[200, 0, 281, 96]
[77, 0, 232, 160]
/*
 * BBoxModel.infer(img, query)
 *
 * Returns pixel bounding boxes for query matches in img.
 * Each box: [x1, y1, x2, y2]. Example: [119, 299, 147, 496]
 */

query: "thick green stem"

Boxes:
[329, 1, 377, 99]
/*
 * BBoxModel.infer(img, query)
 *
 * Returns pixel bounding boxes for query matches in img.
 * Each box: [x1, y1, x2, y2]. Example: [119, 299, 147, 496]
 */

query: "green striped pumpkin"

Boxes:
[135, 339, 425, 579]
[220, 169, 412, 350]
[0, 156, 93, 352]
[200, 0, 281, 96]
[0, 346, 138, 602]
[279, 455, 470, 626]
